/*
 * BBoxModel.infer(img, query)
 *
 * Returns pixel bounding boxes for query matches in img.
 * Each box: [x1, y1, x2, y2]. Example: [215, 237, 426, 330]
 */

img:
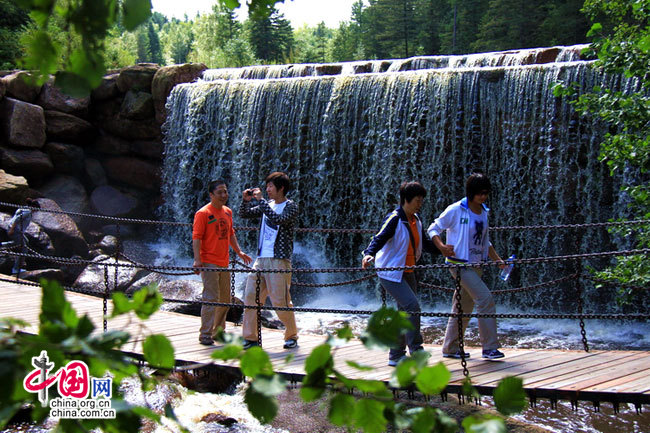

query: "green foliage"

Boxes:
[361, 306, 413, 349]
[555, 0, 649, 301]
[493, 376, 527, 416]
[462, 415, 508, 433]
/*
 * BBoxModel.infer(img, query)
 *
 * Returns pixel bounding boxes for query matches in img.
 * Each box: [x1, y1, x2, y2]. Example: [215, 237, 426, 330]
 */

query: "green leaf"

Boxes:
[142, 334, 175, 369]
[352, 379, 388, 396]
[493, 376, 526, 416]
[304, 344, 332, 374]
[408, 407, 436, 433]
[240, 346, 273, 377]
[130, 284, 163, 320]
[587, 22, 603, 37]
[638, 34, 650, 52]
[391, 358, 418, 388]
[211, 344, 242, 360]
[328, 393, 355, 426]
[122, 0, 152, 31]
[346, 360, 374, 371]
[361, 307, 412, 350]
[111, 292, 132, 317]
[462, 415, 507, 433]
[353, 398, 387, 433]
[415, 362, 450, 395]
[221, 0, 241, 10]
[251, 374, 286, 397]
[244, 386, 278, 424]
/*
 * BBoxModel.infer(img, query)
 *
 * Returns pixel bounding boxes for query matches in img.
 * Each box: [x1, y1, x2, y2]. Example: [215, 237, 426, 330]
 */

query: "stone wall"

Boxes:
[0, 63, 207, 221]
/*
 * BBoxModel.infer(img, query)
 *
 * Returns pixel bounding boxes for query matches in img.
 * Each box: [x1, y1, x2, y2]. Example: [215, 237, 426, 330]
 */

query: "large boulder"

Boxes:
[44, 142, 85, 175]
[44, 110, 96, 144]
[131, 139, 163, 160]
[101, 116, 160, 140]
[152, 63, 207, 123]
[103, 156, 161, 190]
[0, 170, 29, 204]
[31, 198, 89, 258]
[90, 185, 138, 217]
[0, 78, 5, 100]
[36, 81, 90, 118]
[37, 175, 89, 219]
[91, 73, 120, 101]
[0, 98, 46, 149]
[0, 147, 53, 182]
[74, 254, 149, 293]
[21, 268, 66, 284]
[126, 272, 167, 295]
[2, 72, 41, 103]
[84, 158, 108, 188]
[120, 90, 154, 120]
[91, 132, 130, 156]
[117, 64, 159, 93]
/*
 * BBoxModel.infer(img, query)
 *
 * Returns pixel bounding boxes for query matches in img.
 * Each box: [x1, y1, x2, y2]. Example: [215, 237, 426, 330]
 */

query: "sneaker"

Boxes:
[11, 268, 27, 275]
[199, 338, 214, 346]
[387, 355, 407, 367]
[283, 338, 298, 349]
[243, 340, 259, 350]
[442, 351, 471, 359]
[482, 349, 505, 359]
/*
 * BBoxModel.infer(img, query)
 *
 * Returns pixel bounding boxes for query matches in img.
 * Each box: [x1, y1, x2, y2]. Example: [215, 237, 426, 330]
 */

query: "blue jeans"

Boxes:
[379, 272, 423, 361]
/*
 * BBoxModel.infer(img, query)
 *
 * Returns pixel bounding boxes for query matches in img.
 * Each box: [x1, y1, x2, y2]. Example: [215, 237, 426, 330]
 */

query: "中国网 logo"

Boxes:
[23, 350, 116, 419]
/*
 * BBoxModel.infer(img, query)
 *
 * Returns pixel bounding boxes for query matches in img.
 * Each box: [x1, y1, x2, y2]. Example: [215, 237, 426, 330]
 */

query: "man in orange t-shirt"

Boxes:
[193, 180, 252, 345]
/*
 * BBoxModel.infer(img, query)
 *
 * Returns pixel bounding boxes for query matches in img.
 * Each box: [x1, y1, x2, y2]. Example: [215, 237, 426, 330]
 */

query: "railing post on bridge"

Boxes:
[103, 264, 109, 332]
[574, 270, 590, 352]
[230, 256, 237, 326]
[255, 271, 263, 347]
[453, 265, 469, 377]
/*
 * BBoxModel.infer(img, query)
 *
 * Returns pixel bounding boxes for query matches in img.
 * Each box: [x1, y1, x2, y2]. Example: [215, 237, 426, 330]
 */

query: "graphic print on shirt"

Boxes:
[218, 218, 229, 240]
[472, 221, 484, 245]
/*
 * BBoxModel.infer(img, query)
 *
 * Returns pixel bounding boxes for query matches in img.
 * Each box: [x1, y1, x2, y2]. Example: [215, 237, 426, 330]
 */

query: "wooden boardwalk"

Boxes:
[1, 276, 648, 409]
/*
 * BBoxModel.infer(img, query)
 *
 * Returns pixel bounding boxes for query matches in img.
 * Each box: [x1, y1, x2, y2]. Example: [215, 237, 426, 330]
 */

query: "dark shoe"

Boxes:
[442, 350, 471, 359]
[199, 338, 214, 346]
[482, 349, 505, 359]
[283, 338, 298, 349]
[388, 355, 407, 367]
[243, 340, 259, 350]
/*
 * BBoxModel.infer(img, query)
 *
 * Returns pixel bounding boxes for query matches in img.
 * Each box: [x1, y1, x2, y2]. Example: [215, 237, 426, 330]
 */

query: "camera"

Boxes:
[246, 190, 253, 196]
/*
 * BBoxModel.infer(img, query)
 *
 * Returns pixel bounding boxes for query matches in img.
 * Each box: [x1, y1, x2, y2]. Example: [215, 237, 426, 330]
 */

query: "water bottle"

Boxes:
[499, 254, 515, 281]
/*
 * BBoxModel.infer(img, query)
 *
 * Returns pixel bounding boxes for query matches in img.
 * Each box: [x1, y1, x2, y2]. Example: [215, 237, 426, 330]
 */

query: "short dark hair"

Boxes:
[466, 172, 491, 201]
[399, 181, 427, 205]
[208, 180, 227, 194]
[265, 172, 292, 194]
[25, 198, 40, 209]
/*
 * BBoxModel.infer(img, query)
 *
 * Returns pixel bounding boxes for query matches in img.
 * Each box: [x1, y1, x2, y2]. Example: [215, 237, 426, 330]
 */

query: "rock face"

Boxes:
[0, 170, 30, 204]
[0, 63, 208, 280]
[0, 148, 53, 183]
[44, 111, 96, 144]
[2, 72, 41, 103]
[31, 198, 89, 258]
[36, 81, 90, 117]
[74, 254, 149, 293]
[90, 185, 138, 217]
[152, 63, 207, 123]
[0, 98, 46, 149]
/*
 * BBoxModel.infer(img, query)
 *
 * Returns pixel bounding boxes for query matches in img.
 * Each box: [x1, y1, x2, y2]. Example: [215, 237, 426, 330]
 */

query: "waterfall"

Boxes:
[161, 46, 636, 312]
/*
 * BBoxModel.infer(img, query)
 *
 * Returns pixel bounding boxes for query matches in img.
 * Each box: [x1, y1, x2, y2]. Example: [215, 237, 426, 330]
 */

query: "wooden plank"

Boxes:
[1, 275, 649, 407]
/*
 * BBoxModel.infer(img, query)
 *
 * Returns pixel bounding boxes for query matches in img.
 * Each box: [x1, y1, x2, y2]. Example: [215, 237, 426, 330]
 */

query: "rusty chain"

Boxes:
[453, 267, 469, 377]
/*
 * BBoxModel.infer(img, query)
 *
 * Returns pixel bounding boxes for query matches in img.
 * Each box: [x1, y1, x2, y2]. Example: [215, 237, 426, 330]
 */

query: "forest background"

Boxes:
[1, 0, 591, 70]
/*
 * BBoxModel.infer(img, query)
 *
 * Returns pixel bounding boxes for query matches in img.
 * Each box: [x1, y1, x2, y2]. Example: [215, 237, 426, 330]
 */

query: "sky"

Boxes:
[151, 0, 360, 28]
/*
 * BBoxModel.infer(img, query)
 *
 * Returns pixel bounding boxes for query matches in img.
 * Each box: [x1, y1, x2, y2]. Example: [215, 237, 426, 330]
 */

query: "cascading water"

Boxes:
[160, 45, 638, 313]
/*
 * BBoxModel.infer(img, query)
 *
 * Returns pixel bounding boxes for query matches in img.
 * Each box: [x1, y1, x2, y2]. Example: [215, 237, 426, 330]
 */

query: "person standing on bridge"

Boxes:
[240, 172, 300, 350]
[362, 181, 437, 367]
[193, 180, 252, 346]
[6, 198, 41, 275]
[428, 172, 507, 360]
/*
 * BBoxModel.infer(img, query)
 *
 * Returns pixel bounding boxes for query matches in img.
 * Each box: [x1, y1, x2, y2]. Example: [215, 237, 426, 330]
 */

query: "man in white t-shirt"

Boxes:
[428, 173, 508, 360]
[239, 172, 299, 350]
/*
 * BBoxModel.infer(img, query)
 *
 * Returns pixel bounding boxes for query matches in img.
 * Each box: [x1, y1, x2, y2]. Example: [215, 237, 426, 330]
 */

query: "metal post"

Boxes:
[255, 271, 262, 347]
[103, 265, 109, 332]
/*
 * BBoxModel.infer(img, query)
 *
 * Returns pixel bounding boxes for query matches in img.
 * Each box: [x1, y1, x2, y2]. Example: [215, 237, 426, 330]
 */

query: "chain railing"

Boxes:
[1, 201, 648, 377]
